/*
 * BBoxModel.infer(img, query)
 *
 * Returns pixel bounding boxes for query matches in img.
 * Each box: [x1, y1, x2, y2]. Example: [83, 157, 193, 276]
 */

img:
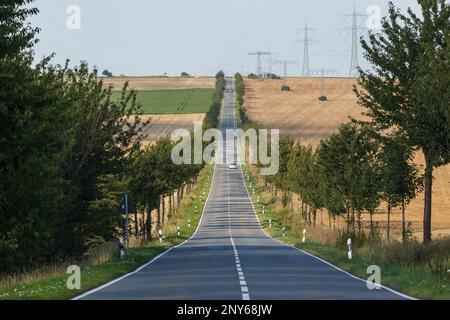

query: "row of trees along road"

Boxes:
[263, 1, 448, 243]
[0, 0, 226, 273]
[127, 71, 225, 240]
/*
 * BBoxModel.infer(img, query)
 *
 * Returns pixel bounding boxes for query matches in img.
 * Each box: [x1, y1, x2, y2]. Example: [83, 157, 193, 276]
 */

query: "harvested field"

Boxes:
[138, 114, 205, 147]
[245, 77, 450, 239]
[245, 77, 365, 146]
[103, 76, 215, 91]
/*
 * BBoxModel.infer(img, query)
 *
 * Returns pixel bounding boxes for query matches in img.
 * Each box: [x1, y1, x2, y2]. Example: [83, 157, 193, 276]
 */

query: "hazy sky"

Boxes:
[30, 0, 421, 76]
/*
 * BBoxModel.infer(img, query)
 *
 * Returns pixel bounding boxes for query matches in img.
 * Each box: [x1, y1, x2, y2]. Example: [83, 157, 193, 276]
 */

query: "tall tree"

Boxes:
[355, 0, 449, 242]
[0, 0, 67, 270]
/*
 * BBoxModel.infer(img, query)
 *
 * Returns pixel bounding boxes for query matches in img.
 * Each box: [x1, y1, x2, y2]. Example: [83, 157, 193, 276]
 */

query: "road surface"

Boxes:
[75, 77, 411, 300]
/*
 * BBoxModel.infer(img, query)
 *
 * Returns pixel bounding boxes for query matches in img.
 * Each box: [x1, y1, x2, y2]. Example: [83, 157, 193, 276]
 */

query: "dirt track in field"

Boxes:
[103, 76, 215, 91]
[245, 77, 450, 239]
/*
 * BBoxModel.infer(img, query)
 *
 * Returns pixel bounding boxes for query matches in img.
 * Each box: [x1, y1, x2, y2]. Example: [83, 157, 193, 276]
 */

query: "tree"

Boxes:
[180, 72, 190, 77]
[0, 0, 39, 59]
[355, 0, 449, 242]
[288, 143, 325, 225]
[129, 138, 202, 238]
[102, 69, 113, 77]
[0, 0, 151, 271]
[0, 0, 68, 270]
[58, 62, 147, 255]
[380, 136, 423, 241]
[317, 123, 381, 235]
[273, 136, 295, 208]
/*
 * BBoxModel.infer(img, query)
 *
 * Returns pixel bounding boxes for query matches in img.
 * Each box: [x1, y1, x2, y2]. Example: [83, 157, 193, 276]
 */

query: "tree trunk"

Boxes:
[313, 208, 317, 226]
[423, 155, 433, 243]
[328, 212, 332, 229]
[177, 188, 181, 214]
[308, 206, 312, 225]
[168, 193, 172, 220]
[147, 206, 152, 241]
[141, 212, 145, 239]
[357, 211, 362, 234]
[134, 211, 138, 237]
[402, 199, 407, 242]
[162, 196, 165, 226]
[370, 211, 374, 238]
[351, 208, 356, 235]
[346, 207, 350, 234]
[387, 204, 391, 241]
[157, 202, 161, 229]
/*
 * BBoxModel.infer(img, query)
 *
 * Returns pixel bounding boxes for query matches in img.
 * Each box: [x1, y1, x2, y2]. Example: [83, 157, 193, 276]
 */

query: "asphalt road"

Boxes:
[75, 77, 411, 300]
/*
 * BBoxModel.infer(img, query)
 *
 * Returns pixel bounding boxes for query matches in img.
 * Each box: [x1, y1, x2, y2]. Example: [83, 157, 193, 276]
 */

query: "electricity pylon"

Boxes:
[295, 22, 318, 77]
[341, 5, 368, 77]
[247, 51, 272, 78]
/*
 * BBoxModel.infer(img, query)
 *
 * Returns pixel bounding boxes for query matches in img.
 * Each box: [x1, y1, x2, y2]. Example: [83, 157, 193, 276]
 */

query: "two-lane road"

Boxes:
[75, 77, 411, 300]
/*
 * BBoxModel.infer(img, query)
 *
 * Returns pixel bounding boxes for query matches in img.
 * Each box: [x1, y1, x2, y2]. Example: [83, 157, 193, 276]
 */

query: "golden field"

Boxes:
[244, 77, 450, 239]
[103, 76, 215, 91]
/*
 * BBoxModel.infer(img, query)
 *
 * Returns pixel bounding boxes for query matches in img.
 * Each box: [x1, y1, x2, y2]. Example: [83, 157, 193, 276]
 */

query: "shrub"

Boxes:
[281, 84, 290, 91]
[375, 237, 450, 276]
[319, 95, 328, 101]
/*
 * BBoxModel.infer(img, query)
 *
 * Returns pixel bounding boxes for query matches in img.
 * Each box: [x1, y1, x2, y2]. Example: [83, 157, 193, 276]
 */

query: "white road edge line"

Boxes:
[72, 163, 218, 300]
[237, 141, 417, 301]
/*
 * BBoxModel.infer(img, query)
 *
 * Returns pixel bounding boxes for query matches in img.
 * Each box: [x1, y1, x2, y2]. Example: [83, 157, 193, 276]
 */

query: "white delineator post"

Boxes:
[269, 219, 272, 228]
[282, 227, 285, 237]
[347, 238, 352, 260]
[302, 229, 307, 243]
[159, 229, 163, 243]
[177, 226, 180, 237]
[188, 219, 191, 228]
[119, 237, 125, 259]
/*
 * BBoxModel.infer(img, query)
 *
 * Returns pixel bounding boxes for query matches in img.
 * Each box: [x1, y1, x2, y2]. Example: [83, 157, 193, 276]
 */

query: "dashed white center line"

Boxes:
[228, 166, 251, 301]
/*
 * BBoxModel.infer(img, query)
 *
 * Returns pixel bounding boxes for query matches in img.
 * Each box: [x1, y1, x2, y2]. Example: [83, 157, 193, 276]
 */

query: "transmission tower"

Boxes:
[247, 51, 272, 77]
[295, 22, 317, 77]
[310, 68, 339, 97]
[272, 60, 299, 76]
[342, 5, 367, 77]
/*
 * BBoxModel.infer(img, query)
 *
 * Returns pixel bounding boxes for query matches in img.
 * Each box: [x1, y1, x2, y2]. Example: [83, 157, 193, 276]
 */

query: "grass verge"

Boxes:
[0, 165, 214, 300]
[241, 164, 449, 300]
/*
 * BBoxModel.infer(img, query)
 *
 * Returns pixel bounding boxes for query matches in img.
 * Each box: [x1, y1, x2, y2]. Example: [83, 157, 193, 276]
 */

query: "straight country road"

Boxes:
[75, 77, 411, 300]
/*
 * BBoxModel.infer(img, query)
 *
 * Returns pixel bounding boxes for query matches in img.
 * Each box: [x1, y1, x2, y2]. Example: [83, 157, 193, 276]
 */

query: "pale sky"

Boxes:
[30, 0, 421, 76]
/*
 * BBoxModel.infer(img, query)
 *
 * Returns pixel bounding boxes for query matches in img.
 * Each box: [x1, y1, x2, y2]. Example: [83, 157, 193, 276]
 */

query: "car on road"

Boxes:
[229, 163, 237, 169]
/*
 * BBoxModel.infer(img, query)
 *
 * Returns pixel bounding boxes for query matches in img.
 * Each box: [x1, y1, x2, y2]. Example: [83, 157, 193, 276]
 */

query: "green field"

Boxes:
[111, 88, 214, 114]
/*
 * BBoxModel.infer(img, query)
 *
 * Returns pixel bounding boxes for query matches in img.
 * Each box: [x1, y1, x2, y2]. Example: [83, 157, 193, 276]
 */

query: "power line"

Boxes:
[271, 60, 300, 76]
